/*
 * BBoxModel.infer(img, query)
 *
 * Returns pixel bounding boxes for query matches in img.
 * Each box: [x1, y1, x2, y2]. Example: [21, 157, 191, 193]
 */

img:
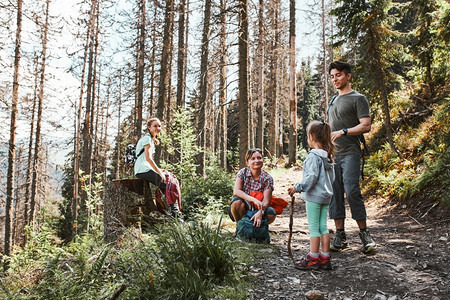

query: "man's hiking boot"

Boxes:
[319, 254, 332, 270]
[294, 254, 319, 270]
[330, 229, 348, 251]
[359, 229, 376, 253]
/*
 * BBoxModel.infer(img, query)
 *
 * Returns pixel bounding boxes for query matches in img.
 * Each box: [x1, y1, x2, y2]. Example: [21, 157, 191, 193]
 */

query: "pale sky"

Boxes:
[0, 0, 321, 167]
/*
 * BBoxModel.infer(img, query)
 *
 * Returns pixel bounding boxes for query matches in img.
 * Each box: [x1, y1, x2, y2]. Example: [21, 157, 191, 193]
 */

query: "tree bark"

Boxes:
[321, 0, 329, 117]
[136, 0, 146, 138]
[288, 0, 297, 166]
[238, 0, 250, 168]
[156, 0, 173, 120]
[219, 0, 228, 169]
[196, 0, 211, 175]
[256, 0, 264, 154]
[24, 54, 39, 240]
[115, 73, 122, 180]
[268, 1, 279, 160]
[80, 0, 98, 217]
[176, 0, 187, 109]
[5, 0, 23, 262]
[149, 5, 157, 115]
[30, 0, 50, 227]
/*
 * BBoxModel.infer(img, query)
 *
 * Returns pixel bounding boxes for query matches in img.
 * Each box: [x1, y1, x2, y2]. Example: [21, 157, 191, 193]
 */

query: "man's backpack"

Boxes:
[124, 144, 145, 165]
[236, 210, 270, 243]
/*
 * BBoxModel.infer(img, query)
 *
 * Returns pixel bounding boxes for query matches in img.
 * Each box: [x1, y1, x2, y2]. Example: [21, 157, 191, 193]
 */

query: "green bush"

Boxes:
[365, 96, 450, 204]
[116, 221, 243, 300]
[181, 163, 234, 218]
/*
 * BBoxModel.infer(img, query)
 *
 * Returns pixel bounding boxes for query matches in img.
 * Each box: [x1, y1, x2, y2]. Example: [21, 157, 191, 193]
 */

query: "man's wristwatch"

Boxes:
[259, 209, 265, 216]
[342, 128, 348, 136]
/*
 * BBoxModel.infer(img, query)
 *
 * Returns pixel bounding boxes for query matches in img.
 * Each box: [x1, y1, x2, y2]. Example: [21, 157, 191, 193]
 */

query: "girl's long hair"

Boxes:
[307, 120, 336, 162]
[147, 117, 161, 145]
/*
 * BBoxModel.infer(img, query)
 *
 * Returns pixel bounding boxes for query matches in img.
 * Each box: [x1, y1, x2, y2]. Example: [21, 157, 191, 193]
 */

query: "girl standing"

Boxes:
[288, 121, 335, 270]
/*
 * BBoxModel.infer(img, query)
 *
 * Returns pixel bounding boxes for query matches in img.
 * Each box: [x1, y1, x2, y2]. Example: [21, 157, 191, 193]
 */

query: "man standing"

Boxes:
[327, 61, 376, 253]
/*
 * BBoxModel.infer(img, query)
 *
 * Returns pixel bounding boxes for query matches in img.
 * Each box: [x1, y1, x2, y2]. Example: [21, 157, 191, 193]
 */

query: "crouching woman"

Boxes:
[229, 148, 277, 228]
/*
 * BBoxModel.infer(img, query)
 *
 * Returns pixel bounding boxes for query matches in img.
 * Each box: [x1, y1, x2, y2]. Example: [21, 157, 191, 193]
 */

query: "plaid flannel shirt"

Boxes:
[236, 168, 274, 195]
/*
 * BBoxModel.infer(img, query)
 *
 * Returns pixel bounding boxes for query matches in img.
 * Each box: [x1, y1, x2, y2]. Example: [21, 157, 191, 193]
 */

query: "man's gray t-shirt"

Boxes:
[328, 91, 370, 156]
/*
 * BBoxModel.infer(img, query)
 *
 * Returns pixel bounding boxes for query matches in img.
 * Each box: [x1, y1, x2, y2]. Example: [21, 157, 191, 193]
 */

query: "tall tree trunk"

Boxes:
[24, 54, 39, 242]
[90, 2, 100, 179]
[5, 0, 23, 263]
[136, 0, 146, 138]
[156, 0, 174, 164]
[115, 74, 122, 180]
[196, 0, 211, 175]
[176, 0, 187, 109]
[103, 81, 110, 184]
[166, 9, 174, 130]
[268, 1, 279, 160]
[81, 0, 98, 216]
[321, 0, 329, 117]
[30, 0, 50, 227]
[156, 0, 173, 120]
[238, 0, 250, 168]
[92, 66, 101, 177]
[73, 0, 96, 235]
[149, 5, 157, 115]
[368, 28, 400, 157]
[256, 0, 264, 154]
[288, 0, 297, 165]
[219, 0, 228, 169]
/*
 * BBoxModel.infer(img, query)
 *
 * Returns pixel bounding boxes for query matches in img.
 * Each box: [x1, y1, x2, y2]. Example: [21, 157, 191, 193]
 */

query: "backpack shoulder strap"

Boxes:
[327, 94, 338, 115]
[137, 148, 145, 157]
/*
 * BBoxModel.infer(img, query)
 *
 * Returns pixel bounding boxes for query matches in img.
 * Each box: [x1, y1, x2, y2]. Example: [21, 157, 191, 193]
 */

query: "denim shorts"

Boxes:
[228, 196, 277, 222]
[329, 154, 367, 220]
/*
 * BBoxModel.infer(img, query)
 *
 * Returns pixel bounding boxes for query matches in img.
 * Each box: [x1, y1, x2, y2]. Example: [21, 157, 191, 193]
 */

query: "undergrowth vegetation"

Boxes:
[364, 92, 450, 206]
[1, 219, 260, 299]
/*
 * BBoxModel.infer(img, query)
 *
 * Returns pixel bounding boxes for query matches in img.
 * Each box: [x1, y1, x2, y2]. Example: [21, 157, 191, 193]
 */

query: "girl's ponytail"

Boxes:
[306, 120, 336, 162]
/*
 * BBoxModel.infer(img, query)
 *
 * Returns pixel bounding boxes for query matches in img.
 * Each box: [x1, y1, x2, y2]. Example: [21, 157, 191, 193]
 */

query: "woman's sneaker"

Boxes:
[359, 229, 376, 253]
[294, 254, 319, 270]
[319, 254, 332, 270]
[330, 229, 348, 251]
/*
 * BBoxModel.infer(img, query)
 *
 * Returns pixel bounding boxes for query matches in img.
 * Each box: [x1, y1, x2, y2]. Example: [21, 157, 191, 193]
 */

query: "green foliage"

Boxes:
[181, 161, 234, 219]
[297, 61, 321, 149]
[1, 219, 255, 300]
[160, 109, 200, 184]
[80, 173, 104, 237]
[113, 221, 246, 300]
[365, 96, 450, 204]
[406, 0, 449, 87]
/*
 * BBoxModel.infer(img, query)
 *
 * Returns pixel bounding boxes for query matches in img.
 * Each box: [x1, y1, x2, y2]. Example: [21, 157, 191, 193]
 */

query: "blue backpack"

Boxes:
[236, 210, 270, 243]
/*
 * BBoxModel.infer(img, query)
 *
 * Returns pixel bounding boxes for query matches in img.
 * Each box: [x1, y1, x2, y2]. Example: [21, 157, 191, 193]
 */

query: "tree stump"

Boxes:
[103, 178, 161, 243]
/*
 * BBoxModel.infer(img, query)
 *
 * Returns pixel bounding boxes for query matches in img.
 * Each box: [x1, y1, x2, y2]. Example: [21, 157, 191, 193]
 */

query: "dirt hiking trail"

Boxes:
[249, 168, 449, 300]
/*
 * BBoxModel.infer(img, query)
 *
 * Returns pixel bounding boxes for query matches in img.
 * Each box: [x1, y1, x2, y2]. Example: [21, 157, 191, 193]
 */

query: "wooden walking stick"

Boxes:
[287, 194, 295, 263]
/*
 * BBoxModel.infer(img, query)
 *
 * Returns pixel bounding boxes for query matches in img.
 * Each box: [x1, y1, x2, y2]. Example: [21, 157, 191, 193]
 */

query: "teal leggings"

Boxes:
[306, 201, 329, 238]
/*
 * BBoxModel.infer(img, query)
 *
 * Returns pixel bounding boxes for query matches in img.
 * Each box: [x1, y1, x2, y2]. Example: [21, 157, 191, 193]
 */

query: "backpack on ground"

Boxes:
[124, 144, 145, 165]
[236, 210, 270, 243]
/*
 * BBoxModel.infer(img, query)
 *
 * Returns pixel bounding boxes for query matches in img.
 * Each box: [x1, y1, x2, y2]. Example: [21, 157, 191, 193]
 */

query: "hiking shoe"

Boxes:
[359, 229, 376, 253]
[319, 254, 332, 270]
[330, 229, 348, 251]
[294, 254, 319, 270]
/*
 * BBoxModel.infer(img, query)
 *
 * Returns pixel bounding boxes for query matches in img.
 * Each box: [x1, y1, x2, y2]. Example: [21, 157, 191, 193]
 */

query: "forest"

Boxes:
[0, 0, 449, 299]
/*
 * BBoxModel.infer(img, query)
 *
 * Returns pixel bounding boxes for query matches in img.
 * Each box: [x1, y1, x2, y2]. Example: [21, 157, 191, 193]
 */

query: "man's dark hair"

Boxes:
[328, 61, 351, 75]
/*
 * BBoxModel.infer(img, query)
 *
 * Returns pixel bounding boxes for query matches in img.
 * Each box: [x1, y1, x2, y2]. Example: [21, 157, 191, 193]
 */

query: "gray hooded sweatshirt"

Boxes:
[294, 149, 335, 205]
